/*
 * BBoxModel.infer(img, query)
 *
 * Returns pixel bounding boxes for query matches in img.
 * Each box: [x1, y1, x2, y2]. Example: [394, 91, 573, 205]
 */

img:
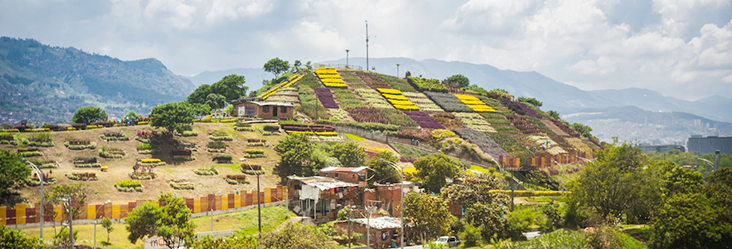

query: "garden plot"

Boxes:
[540, 119, 569, 136]
[346, 107, 389, 124]
[479, 97, 514, 115]
[355, 71, 391, 89]
[454, 94, 497, 113]
[328, 109, 354, 122]
[264, 87, 299, 104]
[431, 113, 465, 129]
[338, 70, 368, 88]
[314, 88, 339, 108]
[424, 91, 472, 112]
[404, 110, 445, 129]
[354, 88, 394, 109]
[403, 92, 444, 112]
[376, 73, 415, 92]
[333, 89, 368, 109]
[453, 112, 496, 133]
[260, 74, 303, 99]
[481, 113, 519, 133]
[377, 88, 419, 111]
[315, 67, 347, 88]
[506, 115, 541, 134]
[453, 128, 509, 160]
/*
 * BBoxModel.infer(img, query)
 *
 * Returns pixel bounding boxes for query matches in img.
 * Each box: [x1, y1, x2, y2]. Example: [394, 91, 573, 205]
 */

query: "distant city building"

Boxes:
[687, 136, 732, 155]
[639, 144, 686, 154]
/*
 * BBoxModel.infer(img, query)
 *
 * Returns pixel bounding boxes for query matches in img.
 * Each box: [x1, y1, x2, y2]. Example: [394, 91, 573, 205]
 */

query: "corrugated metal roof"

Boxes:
[251, 101, 294, 107]
[351, 217, 403, 229]
[287, 176, 358, 190]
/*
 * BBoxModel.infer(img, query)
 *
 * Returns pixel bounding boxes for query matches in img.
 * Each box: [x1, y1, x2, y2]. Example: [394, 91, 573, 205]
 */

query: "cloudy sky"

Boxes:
[1, 0, 731, 101]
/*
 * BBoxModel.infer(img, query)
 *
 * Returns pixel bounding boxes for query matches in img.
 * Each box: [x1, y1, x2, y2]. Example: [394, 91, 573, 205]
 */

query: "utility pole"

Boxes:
[347, 200, 352, 249]
[396, 64, 400, 78]
[241, 158, 262, 238]
[346, 49, 350, 68]
[366, 20, 369, 72]
[22, 158, 44, 241]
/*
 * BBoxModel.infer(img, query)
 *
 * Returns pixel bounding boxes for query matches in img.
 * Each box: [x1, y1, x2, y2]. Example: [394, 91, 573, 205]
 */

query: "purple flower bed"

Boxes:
[399, 156, 409, 162]
[588, 138, 605, 150]
[417, 121, 446, 129]
[515, 102, 542, 118]
[423, 92, 472, 112]
[453, 128, 509, 159]
[410, 115, 435, 122]
[403, 110, 428, 116]
[314, 88, 339, 109]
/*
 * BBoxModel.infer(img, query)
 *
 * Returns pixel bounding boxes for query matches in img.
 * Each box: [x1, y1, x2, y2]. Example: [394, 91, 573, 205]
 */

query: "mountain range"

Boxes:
[0, 37, 194, 123]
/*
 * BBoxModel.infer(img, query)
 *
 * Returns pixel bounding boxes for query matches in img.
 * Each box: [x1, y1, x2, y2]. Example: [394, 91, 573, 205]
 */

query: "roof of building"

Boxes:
[350, 216, 404, 229]
[248, 101, 294, 107]
[287, 176, 358, 190]
[320, 167, 374, 173]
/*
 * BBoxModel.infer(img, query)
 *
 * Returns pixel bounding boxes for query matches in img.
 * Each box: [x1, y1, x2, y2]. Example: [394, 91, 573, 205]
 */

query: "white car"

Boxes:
[434, 236, 461, 248]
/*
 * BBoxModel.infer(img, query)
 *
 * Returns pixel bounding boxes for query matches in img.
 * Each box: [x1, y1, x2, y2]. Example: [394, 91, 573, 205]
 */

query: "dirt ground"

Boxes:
[4, 122, 285, 205]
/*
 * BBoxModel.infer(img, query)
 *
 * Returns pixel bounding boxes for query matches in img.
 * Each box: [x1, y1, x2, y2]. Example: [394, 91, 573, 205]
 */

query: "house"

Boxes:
[319, 167, 373, 187]
[287, 176, 360, 222]
[363, 182, 418, 217]
[333, 216, 411, 249]
[231, 97, 294, 119]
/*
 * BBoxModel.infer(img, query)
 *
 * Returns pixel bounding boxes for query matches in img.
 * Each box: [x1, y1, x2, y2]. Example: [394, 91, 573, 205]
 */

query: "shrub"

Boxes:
[194, 168, 219, 175]
[244, 149, 266, 158]
[99, 148, 125, 158]
[115, 180, 143, 192]
[212, 154, 233, 162]
[407, 76, 448, 92]
[64, 141, 96, 150]
[169, 181, 195, 190]
[263, 125, 280, 131]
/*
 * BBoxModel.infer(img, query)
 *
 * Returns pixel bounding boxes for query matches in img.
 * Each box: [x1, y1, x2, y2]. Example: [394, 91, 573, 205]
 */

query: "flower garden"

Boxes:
[346, 107, 389, 124]
[481, 113, 519, 133]
[453, 128, 509, 159]
[403, 110, 445, 129]
[377, 88, 420, 110]
[225, 175, 249, 185]
[246, 139, 268, 147]
[315, 67, 348, 88]
[66, 172, 98, 181]
[453, 112, 496, 133]
[234, 123, 256, 132]
[263, 87, 299, 103]
[402, 92, 444, 112]
[338, 71, 368, 88]
[333, 89, 368, 109]
[314, 88, 339, 108]
[550, 119, 581, 137]
[241, 164, 265, 175]
[259, 74, 304, 99]
[379, 108, 417, 127]
[207, 141, 227, 152]
[209, 131, 234, 141]
[328, 109, 352, 122]
[376, 73, 415, 92]
[515, 102, 542, 118]
[505, 115, 541, 134]
[136, 143, 159, 154]
[454, 94, 497, 113]
[424, 91, 472, 112]
[354, 88, 393, 109]
[172, 149, 195, 161]
[17, 147, 43, 157]
[73, 157, 101, 168]
[115, 180, 143, 192]
[99, 132, 129, 141]
[243, 149, 266, 158]
[64, 139, 96, 150]
[212, 154, 233, 163]
[355, 71, 391, 89]
[431, 112, 465, 129]
[99, 147, 125, 158]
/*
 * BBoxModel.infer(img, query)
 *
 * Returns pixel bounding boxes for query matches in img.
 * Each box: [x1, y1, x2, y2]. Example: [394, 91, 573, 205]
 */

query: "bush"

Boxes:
[194, 168, 219, 175]
[115, 180, 143, 192]
[263, 125, 280, 131]
[64, 141, 96, 150]
[169, 181, 195, 190]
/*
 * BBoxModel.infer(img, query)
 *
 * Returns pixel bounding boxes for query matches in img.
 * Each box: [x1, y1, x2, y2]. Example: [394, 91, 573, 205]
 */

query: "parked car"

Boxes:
[434, 236, 461, 248]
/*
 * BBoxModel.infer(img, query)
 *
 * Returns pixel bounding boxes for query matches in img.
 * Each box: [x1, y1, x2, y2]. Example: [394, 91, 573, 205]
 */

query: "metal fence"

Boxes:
[314, 63, 363, 70]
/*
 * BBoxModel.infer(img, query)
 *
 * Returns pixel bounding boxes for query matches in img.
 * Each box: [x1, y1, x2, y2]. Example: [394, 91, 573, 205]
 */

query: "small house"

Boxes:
[319, 167, 373, 187]
[287, 176, 360, 222]
[231, 98, 294, 119]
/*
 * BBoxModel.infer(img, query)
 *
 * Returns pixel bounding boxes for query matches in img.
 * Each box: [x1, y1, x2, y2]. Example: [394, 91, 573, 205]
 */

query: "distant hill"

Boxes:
[0, 37, 195, 124]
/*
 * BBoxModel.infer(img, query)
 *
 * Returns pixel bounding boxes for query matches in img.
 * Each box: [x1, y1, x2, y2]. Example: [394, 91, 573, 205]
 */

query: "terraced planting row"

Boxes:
[315, 67, 347, 88]
[377, 88, 420, 110]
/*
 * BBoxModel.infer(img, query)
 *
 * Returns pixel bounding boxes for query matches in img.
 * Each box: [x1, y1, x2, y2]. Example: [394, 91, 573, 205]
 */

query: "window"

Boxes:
[280, 106, 287, 113]
[335, 173, 339, 178]
[263, 106, 270, 113]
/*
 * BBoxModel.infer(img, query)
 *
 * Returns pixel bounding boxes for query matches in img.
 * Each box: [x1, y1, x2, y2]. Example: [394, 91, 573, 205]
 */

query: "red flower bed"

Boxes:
[241, 164, 262, 170]
[505, 115, 540, 134]
[346, 107, 388, 124]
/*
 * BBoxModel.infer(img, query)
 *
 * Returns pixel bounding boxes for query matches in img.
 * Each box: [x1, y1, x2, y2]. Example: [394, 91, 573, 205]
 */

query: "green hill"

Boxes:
[0, 37, 195, 124]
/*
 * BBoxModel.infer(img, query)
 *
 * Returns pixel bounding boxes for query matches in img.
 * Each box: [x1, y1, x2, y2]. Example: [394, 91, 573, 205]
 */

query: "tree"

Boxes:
[487, 89, 513, 100]
[569, 141, 663, 223]
[187, 84, 212, 104]
[305, 61, 313, 71]
[517, 97, 543, 107]
[190, 103, 212, 117]
[101, 217, 114, 243]
[292, 60, 302, 72]
[0, 224, 44, 249]
[124, 111, 138, 120]
[263, 57, 290, 77]
[413, 153, 461, 194]
[187, 75, 248, 104]
[45, 183, 88, 222]
[71, 106, 108, 124]
[188, 235, 259, 249]
[404, 192, 452, 243]
[149, 101, 195, 133]
[366, 151, 401, 184]
[259, 221, 334, 249]
[444, 74, 470, 88]
[330, 141, 366, 168]
[126, 193, 196, 249]
[443, 173, 509, 240]
[547, 110, 561, 120]
[0, 150, 31, 205]
[273, 133, 314, 179]
[570, 123, 593, 139]
[205, 93, 227, 110]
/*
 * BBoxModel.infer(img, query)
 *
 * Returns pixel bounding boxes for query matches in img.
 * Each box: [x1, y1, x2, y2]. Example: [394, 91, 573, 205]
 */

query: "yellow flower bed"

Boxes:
[141, 158, 161, 163]
[454, 94, 497, 113]
[286, 130, 314, 135]
[86, 125, 102, 129]
[1, 129, 20, 132]
[394, 105, 420, 110]
[261, 74, 303, 99]
[432, 129, 457, 139]
[403, 167, 418, 175]
[324, 82, 348, 88]
[368, 147, 390, 152]
[67, 127, 77, 131]
[315, 131, 339, 136]
[138, 121, 150, 125]
[488, 190, 566, 196]
[26, 128, 50, 132]
[377, 88, 402, 94]
[220, 118, 238, 123]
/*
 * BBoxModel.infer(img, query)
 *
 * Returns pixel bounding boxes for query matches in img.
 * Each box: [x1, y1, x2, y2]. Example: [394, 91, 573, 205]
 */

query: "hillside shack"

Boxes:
[232, 98, 294, 119]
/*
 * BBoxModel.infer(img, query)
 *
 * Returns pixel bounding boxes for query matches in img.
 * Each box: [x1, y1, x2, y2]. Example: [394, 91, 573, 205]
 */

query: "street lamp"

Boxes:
[55, 197, 72, 249]
[22, 158, 44, 242]
[396, 64, 400, 78]
[576, 155, 593, 163]
[93, 200, 111, 249]
[240, 158, 262, 238]
[345, 49, 350, 68]
[380, 159, 404, 249]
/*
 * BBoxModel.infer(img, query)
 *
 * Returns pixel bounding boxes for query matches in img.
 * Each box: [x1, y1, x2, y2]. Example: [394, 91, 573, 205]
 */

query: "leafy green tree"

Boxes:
[187, 84, 212, 104]
[211, 74, 248, 103]
[149, 101, 195, 133]
[444, 172, 509, 240]
[459, 222, 483, 247]
[101, 217, 114, 243]
[463, 85, 489, 96]
[71, 106, 108, 124]
[366, 151, 401, 184]
[124, 111, 138, 119]
[404, 192, 452, 243]
[0, 150, 31, 205]
[45, 183, 88, 223]
[273, 133, 314, 179]
[292, 60, 302, 72]
[305, 61, 313, 71]
[487, 88, 513, 100]
[263, 57, 290, 77]
[329, 141, 366, 168]
[517, 97, 543, 107]
[190, 103, 212, 117]
[663, 166, 704, 197]
[570, 123, 594, 139]
[205, 93, 227, 110]
[547, 110, 561, 120]
[569, 141, 664, 223]
[126, 193, 196, 249]
[414, 153, 461, 193]
[444, 74, 470, 88]
[0, 224, 44, 249]
[187, 235, 259, 249]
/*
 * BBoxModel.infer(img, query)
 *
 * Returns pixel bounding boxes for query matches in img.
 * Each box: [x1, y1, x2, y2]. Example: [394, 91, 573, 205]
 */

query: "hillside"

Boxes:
[0, 37, 195, 124]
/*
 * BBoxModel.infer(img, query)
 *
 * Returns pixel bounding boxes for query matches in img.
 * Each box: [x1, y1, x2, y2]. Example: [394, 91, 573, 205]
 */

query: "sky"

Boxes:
[1, 0, 731, 101]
